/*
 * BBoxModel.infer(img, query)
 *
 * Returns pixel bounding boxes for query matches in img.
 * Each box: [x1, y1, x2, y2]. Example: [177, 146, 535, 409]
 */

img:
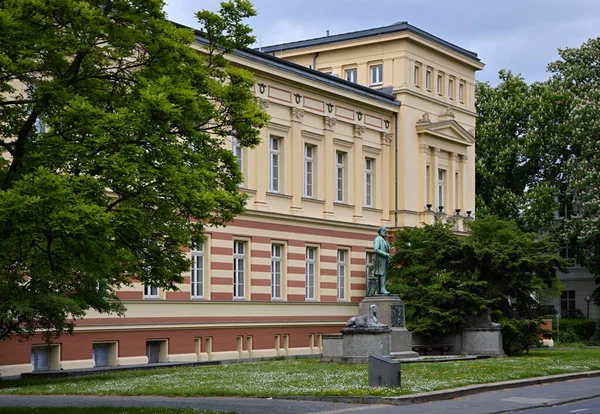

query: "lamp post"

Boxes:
[585, 295, 591, 320]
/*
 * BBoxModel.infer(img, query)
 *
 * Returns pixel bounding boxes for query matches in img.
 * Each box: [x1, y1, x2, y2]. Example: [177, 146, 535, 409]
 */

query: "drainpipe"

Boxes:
[394, 104, 401, 228]
[312, 52, 319, 70]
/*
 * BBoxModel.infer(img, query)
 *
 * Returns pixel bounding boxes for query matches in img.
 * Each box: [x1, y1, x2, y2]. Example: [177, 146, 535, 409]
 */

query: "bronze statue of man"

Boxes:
[373, 226, 392, 295]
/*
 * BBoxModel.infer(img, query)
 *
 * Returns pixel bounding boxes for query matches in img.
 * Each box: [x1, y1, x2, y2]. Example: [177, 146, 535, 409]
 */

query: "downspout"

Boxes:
[394, 102, 401, 228]
[312, 52, 319, 70]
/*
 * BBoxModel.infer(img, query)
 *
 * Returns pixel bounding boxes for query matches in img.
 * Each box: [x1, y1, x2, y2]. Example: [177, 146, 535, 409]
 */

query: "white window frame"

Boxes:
[191, 244, 204, 299]
[233, 241, 246, 299]
[271, 244, 283, 300]
[305, 247, 316, 300]
[335, 151, 345, 203]
[425, 69, 432, 91]
[413, 64, 420, 87]
[304, 144, 314, 198]
[144, 284, 158, 299]
[366, 251, 375, 279]
[269, 137, 280, 192]
[232, 136, 243, 179]
[337, 249, 347, 301]
[365, 158, 373, 207]
[345, 68, 357, 83]
[370, 64, 383, 86]
[438, 169, 446, 209]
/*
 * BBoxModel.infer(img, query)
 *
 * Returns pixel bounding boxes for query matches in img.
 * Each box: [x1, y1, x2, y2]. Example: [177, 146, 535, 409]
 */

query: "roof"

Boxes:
[260, 21, 480, 62]
[172, 22, 400, 108]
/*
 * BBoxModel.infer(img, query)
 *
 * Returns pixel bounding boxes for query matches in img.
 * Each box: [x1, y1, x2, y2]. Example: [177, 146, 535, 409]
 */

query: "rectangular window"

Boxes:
[232, 136, 242, 173]
[335, 151, 345, 202]
[413, 65, 420, 87]
[560, 290, 576, 318]
[448, 78, 454, 99]
[337, 250, 346, 301]
[438, 169, 445, 209]
[191, 244, 204, 298]
[437, 74, 443, 95]
[304, 144, 314, 197]
[144, 284, 158, 299]
[366, 252, 375, 279]
[370, 64, 383, 86]
[93, 343, 110, 367]
[345, 68, 357, 83]
[31, 347, 50, 371]
[233, 241, 245, 299]
[305, 247, 316, 300]
[269, 137, 280, 192]
[365, 158, 373, 207]
[425, 69, 432, 91]
[459, 82, 465, 103]
[455, 172, 460, 212]
[426, 165, 431, 205]
[271, 244, 283, 300]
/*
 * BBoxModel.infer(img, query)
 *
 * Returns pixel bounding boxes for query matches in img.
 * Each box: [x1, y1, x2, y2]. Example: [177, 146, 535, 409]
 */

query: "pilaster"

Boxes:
[290, 107, 305, 215]
[353, 125, 365, 223]
[323, 116, 337, 219]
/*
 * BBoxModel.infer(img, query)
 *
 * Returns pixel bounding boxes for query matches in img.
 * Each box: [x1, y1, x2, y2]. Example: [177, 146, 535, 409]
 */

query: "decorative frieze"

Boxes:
[443, 107, 455, 118]
[324, 116, 336, 129]
[419, 143, 430, 153]
[381, 132, 393, 144]
[417, 112, 431, 124]
[354, 124, 365, 136]
[291, 107, 305, 121]
[255, 97, 270, 109]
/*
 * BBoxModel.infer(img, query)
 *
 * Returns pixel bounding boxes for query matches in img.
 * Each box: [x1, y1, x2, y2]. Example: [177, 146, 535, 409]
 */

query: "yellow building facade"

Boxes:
[0, 22, 483, 377]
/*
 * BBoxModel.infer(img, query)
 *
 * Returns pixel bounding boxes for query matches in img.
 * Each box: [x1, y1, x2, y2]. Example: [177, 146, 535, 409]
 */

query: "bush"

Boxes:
[501, 318, 542, 356]
[556, 319, 597, 341]
[557, 329, 580, 343]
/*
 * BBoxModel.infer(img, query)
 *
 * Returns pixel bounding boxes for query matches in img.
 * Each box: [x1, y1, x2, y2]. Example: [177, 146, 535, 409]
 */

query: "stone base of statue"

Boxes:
[360, 295, 419, 359]
[338, 327, 391, 363]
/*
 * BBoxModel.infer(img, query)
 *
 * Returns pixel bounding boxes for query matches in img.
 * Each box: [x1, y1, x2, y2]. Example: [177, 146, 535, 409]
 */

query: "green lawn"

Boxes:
[1, 349, 599, 398]
[0, 409, 220, 414]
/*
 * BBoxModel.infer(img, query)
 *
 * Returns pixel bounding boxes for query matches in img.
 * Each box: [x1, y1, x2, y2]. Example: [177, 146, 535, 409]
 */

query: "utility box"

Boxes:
[368, 355, 400, 387]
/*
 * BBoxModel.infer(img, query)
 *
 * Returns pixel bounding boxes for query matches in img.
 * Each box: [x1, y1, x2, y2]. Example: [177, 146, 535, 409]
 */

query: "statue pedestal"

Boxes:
[461, 327, 505, 357]
[360, 296, 418, 359]
[339, 327, 391, 364]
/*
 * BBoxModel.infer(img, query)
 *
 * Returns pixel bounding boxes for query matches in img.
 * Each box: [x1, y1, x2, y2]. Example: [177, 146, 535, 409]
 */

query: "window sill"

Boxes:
[334, 202, 355, 208]
[363, 206, 383, 213]
[267, 191, 293, 199]
[370, 82, 383, 87]
[302, 197, 325, 204]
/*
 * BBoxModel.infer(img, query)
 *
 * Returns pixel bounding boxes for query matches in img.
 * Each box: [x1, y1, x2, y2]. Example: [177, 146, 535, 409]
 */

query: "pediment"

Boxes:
[416, 119, 475, 146]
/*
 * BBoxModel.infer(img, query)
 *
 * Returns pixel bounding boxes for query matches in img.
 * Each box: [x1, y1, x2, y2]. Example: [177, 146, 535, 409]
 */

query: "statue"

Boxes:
[345, 304, 387, 328]
[371, 226, 392, 295]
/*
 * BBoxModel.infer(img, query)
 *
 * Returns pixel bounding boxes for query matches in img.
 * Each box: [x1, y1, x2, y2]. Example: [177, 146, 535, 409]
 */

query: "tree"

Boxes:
[0, 0, 268, 341]
[548, 37, 600, 306]
[389, 216, 567, 354]
[475, 71, 573, 235]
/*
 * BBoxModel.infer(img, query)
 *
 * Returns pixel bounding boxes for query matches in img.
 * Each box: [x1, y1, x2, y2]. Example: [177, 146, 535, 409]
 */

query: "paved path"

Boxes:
[2, 374, 600, 413]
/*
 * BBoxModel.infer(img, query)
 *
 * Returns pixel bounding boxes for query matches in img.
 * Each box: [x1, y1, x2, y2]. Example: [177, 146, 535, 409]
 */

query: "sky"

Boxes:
[163, 0, 600, 85]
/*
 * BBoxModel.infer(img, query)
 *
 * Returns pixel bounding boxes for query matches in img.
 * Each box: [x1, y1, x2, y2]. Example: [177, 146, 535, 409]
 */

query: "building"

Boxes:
[0, 22, 483, 377]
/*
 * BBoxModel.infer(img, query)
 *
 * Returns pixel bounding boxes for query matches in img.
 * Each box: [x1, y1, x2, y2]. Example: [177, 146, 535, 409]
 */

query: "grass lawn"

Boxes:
[1, 349, 599, 398]
[0, 409, 221, 414]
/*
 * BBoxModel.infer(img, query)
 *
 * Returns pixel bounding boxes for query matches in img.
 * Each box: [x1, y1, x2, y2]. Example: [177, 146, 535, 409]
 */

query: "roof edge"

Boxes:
[171, 22, 401, 108]
[259, 22, 480, 62]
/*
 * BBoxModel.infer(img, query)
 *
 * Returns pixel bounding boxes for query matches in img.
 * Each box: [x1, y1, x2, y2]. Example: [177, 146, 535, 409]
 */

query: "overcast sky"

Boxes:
[164, 0, 600, 85]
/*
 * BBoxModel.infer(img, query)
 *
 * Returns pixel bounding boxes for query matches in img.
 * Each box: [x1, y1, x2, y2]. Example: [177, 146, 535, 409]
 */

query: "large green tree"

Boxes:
[548, 38, 600, 305]
[389, 216, 567, 354]
[0, 0, 268, 340]
[475, 70, 573, 234]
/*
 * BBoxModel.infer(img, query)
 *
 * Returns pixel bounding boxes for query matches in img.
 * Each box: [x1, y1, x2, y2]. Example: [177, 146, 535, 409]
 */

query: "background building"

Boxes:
[1, 22, 483, 377]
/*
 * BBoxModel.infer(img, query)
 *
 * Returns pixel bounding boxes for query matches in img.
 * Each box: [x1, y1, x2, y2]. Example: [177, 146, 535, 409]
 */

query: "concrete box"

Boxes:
[368, 355, 400, 387]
